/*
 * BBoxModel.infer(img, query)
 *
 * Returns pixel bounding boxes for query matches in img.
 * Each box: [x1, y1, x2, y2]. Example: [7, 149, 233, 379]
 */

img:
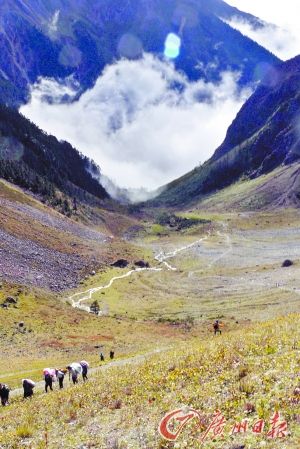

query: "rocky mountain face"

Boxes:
[151, 56, 300, 207]
[0, 104, 109, 204]
[0, 0, 279, 106]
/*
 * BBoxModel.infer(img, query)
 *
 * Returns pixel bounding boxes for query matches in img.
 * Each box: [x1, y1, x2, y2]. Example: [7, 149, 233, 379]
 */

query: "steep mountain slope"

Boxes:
[152, 56, 300, 207]
[197, 163, 300, 211]
[0, 0, 279, 106]
[0, 104, 109, 204]
[0, 178, 148, 291]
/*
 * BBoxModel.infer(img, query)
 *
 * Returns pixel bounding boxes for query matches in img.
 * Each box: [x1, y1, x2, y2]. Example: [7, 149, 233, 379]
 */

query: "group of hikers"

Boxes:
[24, 360, 90, 399]
[0, 360, 90, 406]
[43, 360, 90, 393]
[100, 350, 114, 362]
[0, 350, 116, 407]
[1, 325, 222, 406]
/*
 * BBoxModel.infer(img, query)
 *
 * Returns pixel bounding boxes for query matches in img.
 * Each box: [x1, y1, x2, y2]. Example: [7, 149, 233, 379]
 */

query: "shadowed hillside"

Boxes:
[0, 104, 109, 206]
[0, 0, 279, 105]
[151, 56, 300, 208]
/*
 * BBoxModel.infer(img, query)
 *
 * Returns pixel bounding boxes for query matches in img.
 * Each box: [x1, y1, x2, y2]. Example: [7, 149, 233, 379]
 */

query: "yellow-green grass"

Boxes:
[2, 206, 300, 388]
[191, 163, 300, 213]
[0, 282, 201, 389]
[0, 180, 43, 207]
[0, 314, 300, 448]
[59, 207, 300, 332]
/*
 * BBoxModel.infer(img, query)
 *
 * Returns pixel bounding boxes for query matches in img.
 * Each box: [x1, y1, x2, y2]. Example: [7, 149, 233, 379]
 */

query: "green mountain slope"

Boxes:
[151, 56, 300, 208]
[0, 104, 109, 205]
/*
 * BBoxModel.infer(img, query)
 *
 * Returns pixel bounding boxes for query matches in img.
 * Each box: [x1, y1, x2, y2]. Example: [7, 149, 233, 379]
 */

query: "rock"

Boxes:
[111, 259, 128, 268]
[134, 260, 150, 268]
[91, 270, 96, 276]
[5, 296, 18, 304]
[1, 296, 18, 308]
[282, 259, 293, 267]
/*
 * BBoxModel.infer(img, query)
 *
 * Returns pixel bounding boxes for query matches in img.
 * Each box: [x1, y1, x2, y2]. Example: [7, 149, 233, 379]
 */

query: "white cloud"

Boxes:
[21, 54, 250, 197]
[226, 0, 300, 60]
[48, 10, 60, 35]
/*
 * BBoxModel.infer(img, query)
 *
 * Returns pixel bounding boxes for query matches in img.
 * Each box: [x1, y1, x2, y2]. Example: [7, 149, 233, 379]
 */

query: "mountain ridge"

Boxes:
[149, 55, 300, 208]
[0, 0, 280, 106]
[0, 104, 109, 208]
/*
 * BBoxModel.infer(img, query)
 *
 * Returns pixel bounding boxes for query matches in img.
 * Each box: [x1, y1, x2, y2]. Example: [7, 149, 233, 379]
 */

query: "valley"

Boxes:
[0, 2, 300, 447]
[1, 175, 300, 448]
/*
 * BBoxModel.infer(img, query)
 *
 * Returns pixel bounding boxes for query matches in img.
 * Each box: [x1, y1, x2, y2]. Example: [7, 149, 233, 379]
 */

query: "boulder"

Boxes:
[5, 296, 17, 304]
[282, 259, 293, 267]
[111, 259, 128, 268]
[134, 260, 150, 268]
[1, 296, 18, 308]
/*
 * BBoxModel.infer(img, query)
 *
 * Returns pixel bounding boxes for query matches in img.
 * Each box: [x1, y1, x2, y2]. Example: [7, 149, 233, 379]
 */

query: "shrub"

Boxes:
[16, 424, 34, 439]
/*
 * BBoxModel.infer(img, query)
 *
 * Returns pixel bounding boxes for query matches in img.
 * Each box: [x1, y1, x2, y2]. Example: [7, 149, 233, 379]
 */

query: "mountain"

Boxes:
[151, 56, 300, 207]
[0, 104, 109, 206]
[0, 0, 280, 106]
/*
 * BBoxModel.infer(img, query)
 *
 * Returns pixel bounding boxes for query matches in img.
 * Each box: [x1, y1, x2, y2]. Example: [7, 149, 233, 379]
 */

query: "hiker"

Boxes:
[80, 361, 89, 382]
[110, 350, 115, 360]
[213, 320, 222, 335]
[67, 363, 82, 385]
[43, 368, 56, 393]
[100, 352, 105, 362]
[22, 379, 35, 398]
[56, 369, 67, 389]
[0, 383, 10, 406]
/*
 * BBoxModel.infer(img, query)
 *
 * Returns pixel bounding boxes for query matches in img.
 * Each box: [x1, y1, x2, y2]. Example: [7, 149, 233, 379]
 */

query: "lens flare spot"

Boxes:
[164, 33, 181, 59]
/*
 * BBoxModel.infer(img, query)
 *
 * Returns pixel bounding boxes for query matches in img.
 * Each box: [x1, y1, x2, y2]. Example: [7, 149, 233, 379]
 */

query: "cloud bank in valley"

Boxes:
[21, 54, 250, 197]
[226, 0, 300, 60]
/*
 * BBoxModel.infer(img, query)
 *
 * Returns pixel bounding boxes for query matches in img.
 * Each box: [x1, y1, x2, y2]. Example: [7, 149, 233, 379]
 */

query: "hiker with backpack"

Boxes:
[67, 363, 82, 384]
[43, 368, 56, 393]
[80, 361, 89, 382]
[0, 383, 10, 406]
[22, 379, 35, 398]
[213, 320, 222, 335]
[56, 369, 67, 389]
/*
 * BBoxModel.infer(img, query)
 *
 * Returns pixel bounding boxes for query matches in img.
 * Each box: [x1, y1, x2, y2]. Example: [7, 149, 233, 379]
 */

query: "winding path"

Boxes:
[68, 236, 208, 312]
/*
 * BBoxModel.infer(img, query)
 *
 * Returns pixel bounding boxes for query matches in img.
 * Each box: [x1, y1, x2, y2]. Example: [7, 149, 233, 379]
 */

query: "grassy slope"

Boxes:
[153, 161, 300, 211]
[195, 163, 300, 211]
[0, 314, 299, 448]
[2, 179, 300, 447]
[0, 180, 201, 388]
